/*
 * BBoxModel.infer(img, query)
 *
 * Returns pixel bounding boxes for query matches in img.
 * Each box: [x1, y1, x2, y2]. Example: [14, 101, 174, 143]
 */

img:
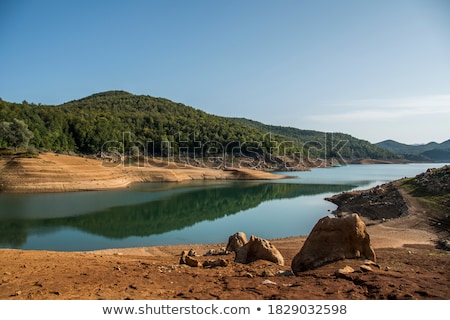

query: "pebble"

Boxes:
[360, 265, 373, 272]
[11, 291, 21, 297]
[276, 270, 294, 277]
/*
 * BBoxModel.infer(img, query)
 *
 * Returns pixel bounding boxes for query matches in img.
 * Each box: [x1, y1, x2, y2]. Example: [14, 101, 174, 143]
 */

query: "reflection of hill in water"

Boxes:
[0, 183, 353, 246]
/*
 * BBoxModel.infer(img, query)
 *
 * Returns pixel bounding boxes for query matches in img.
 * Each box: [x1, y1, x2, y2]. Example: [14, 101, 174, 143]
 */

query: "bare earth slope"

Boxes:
[0, 153, 289, 193]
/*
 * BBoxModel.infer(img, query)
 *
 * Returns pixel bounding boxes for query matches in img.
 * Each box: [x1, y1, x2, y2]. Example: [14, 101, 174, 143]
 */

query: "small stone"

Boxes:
[11, 291, 21, 297]
[261, 279, 277, 285]
[262, 269, 275, 277]
[335, 266, 355, 278]
[364, 260, 381, 269]
[337, 265, 355, 274]
[276, 270, 294, 277]
[360, 265, 373, 272]
[184, 255, 202, 267]
[179, 250, 188, 264]
[202, 259, 228, 268]
[204, 247, 228, 256]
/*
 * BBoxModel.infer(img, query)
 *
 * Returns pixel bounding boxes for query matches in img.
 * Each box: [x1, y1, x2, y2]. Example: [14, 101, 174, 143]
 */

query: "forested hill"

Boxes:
[0, 90, 398, 162]
[230, 117, 397, 160]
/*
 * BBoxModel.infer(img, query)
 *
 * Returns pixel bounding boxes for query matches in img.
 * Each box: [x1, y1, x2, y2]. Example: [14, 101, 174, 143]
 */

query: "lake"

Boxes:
[0, 163, 447, 251]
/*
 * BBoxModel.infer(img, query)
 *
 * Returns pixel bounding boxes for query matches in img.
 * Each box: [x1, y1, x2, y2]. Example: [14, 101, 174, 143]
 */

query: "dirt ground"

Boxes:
[0, 153, 449, 300]
[0, 221, 448, 300]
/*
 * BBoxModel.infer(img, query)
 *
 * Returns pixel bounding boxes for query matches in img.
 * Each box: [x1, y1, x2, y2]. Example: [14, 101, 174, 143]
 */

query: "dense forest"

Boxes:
[0, 90, 399, 165]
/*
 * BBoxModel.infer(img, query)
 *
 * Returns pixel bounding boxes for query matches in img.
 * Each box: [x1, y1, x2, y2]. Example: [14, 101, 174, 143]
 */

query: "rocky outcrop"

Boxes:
[326, 165, 450, 222]
[226, 232, 284, 265]
[326, 183, 408, 220]
[412, 165, 450, 195]
[291, 214, 376, 274]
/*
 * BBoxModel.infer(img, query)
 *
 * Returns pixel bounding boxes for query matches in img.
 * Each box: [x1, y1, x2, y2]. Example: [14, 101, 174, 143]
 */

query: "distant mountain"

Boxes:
[376, 139, 450, 162]
[230, 118, 399, 161]
[0, 90, 399, 166]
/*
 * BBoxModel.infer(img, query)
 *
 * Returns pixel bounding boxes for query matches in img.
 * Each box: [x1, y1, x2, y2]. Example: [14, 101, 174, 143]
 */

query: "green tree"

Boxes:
[0, 118, 34, 151]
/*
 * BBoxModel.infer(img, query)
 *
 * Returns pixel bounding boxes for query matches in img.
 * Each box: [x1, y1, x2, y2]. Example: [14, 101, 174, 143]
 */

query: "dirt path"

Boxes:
[364, 186, 439, 248]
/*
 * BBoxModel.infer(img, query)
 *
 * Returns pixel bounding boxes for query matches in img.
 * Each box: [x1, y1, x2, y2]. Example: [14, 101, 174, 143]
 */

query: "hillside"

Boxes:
[231, 117, 399, 161]
[1, 91, 398, 169]
[376, 139, 450, 162]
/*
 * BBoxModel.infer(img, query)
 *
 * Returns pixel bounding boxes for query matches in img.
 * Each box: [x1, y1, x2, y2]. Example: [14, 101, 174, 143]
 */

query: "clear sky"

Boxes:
[1, 0, 449, 144]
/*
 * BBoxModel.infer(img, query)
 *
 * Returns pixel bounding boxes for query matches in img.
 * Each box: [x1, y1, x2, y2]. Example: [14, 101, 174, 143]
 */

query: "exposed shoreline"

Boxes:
[0, 214, 446, 299]
[0, 152, 293, 193]
[0, 152, 432, 194]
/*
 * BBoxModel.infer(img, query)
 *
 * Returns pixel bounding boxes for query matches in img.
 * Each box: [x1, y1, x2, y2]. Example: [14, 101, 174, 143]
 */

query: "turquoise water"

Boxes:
[0, 163, 446, 251]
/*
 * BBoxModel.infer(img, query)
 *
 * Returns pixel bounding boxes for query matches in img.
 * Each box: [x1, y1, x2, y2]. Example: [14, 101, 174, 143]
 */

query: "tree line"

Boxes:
[0, 90, 399, 162]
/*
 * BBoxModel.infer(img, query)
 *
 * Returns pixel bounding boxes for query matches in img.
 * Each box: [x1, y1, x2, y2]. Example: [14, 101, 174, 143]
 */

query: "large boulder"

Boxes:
[227, 232, 284, 265]
[239, 235, 284, 265]
[226, 232, 248, 252]
[291, 213, 376, 274]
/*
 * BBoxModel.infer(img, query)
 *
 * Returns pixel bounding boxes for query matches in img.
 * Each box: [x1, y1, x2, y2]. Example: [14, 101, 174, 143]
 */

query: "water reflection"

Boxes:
[2, 163, 444, 250]
[0, 182, 352, 248]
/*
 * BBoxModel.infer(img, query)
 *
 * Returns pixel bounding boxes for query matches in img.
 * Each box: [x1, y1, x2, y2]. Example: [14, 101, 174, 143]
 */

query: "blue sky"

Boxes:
[1, 0, 449, 144]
